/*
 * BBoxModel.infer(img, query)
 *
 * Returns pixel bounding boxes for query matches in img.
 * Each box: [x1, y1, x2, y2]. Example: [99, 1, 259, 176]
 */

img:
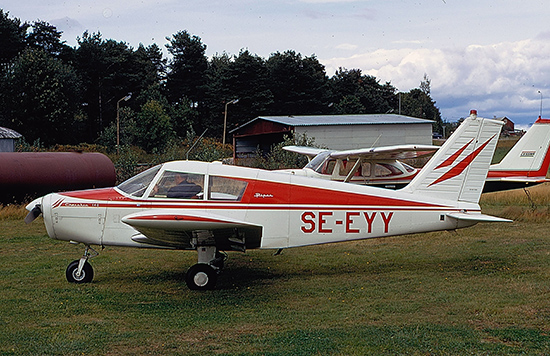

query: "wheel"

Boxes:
[185, 263, 217, 290]
[66, 260, 94, 283]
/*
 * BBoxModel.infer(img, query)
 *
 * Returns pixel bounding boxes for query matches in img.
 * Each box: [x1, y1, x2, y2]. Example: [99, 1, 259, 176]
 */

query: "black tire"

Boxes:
[66, 260, 94, 284]
[185, 263, 217, 290]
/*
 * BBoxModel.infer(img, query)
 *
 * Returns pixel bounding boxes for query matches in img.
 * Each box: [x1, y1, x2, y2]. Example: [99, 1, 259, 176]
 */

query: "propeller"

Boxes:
[24, 204, 42, 224]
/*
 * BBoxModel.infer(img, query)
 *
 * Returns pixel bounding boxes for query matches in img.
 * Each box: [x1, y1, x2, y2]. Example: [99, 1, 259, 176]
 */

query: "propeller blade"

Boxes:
[24, 205, 42, 224]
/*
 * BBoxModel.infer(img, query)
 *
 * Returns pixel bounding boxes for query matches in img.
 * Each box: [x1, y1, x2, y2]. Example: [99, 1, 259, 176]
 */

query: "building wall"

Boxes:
[295, 123, 432, 150]
[0, 139, 15, 152]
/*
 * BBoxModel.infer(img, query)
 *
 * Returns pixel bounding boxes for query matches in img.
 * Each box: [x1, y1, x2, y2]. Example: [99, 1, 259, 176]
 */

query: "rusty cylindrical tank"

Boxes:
[0, 152, 116, 203]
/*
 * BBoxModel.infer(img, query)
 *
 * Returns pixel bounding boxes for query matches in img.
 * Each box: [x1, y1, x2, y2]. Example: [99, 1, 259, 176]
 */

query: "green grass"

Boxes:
[1, 201, 550, 355]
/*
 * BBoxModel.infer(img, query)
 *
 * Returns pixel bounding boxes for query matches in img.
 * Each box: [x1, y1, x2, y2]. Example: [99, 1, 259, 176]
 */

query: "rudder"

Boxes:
[402, 111, 503, 203]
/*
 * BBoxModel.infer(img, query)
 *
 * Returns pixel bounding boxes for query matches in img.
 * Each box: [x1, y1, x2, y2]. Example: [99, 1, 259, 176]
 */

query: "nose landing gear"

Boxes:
[66, 245, 98, 284]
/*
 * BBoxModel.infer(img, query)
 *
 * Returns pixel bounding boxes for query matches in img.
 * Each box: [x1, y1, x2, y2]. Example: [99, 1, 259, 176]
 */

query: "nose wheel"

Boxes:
[66, 260, 94, 283]
[66, 245, 97, 284]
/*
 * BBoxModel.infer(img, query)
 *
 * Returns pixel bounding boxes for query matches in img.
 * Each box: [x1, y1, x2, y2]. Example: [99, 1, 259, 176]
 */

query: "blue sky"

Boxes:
[5, 0, 550, 128]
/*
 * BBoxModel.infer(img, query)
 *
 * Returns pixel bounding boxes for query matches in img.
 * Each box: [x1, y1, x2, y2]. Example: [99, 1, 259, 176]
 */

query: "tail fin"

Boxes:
[489, 117, 550, 178]
[402, 111, 503, 203]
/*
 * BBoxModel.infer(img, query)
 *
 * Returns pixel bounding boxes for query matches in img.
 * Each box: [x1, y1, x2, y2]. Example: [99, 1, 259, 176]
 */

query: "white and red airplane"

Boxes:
[25, 112, 510, 290]
[283, 115, 550, 192]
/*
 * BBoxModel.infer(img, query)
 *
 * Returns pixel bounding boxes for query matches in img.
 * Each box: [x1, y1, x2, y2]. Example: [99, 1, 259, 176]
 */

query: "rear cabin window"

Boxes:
[374, 163, 402, 177]
[149, 171, 204, 199]
[208, 176, 248, 201]
[361, 162, 372, 177]
[339, 159, 360, 176]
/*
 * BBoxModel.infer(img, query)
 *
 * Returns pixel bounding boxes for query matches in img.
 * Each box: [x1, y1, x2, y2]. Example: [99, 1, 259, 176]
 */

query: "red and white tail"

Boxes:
[402, 111, 503, 203]
[488, 117, 550, 180]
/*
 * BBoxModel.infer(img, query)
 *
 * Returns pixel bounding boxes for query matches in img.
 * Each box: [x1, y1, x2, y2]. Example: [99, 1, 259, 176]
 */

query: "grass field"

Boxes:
[1, 185, 550, 355]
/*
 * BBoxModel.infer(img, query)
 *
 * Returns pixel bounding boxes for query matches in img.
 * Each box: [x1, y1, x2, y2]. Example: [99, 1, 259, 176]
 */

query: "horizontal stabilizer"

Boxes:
[446, 212, 512, 223]
[498, 177, 550, 183]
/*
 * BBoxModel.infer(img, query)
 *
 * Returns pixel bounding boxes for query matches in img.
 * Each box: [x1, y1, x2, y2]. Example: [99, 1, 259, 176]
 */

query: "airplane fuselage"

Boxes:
[38, 161, 479, 252]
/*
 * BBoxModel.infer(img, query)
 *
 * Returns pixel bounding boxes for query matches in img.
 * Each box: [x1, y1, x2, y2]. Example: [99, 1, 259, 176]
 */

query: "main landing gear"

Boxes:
[185, 246, 226, 291]
[66, 245, 98, 284]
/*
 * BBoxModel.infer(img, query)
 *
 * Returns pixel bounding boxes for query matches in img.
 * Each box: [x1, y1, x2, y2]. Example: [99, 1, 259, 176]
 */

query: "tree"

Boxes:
[201, 50, 274, 137]
[266, 50, 329, 115]
[2, 48, 82, 145]
[135, 100, 176, 153]
[74, 32, 159, 141]
[165, 30, 208, 104]
[400, 74, 442, 133]
[0, 10, 28, 69]
[26, 20, 71, 58]
[329, 68, 397, 114]
[217, 50, 273, 133]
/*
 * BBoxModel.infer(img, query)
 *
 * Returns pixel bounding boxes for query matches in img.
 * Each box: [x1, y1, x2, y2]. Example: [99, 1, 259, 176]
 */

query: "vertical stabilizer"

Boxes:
[402, 111, 503, 203]
[489, 117, 550, 178]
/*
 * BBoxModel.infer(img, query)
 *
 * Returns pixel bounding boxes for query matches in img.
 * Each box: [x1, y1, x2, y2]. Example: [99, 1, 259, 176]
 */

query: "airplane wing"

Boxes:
[122, 210, 263, 251]
[329, 144, 440, 160]
[282, 146, 330, 158]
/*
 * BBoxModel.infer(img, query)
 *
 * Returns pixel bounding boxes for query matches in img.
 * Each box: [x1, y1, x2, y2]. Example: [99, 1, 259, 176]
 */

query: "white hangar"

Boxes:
[230, 114, 434, 160]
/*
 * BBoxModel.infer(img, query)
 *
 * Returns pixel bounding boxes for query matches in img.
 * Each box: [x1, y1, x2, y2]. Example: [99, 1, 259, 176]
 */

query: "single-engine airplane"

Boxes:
[283, 115, 550, 192]
[26, 111, 511, 290]
[281, 144, 438, 189]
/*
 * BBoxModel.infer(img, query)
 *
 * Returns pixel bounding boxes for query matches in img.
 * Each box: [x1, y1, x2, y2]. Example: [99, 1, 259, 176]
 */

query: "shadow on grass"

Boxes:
[97, 262, 283, 291]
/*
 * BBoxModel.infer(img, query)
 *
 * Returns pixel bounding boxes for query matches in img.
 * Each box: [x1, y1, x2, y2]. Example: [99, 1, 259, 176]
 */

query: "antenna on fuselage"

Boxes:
[539, 90, 544, 118]
[186, 129, 208, 160]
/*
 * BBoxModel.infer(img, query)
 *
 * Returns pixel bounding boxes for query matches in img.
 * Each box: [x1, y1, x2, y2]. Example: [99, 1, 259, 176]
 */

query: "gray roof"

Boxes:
[231, 114, 433, 132]
[0, 127, 22, 139]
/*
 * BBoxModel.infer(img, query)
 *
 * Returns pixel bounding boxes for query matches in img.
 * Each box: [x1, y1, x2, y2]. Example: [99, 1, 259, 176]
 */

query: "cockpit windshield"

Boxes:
[116, 165, 161, 197]
[304, 151, 332, 171]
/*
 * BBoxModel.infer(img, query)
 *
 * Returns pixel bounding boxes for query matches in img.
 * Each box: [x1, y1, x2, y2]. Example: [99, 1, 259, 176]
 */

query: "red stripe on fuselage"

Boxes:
[56, 178, 444, 209]
[61, 188, 131, 201]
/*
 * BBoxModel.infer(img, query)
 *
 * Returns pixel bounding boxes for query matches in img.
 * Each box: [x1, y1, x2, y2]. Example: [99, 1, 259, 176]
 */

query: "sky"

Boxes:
[5, 0, 550, 129]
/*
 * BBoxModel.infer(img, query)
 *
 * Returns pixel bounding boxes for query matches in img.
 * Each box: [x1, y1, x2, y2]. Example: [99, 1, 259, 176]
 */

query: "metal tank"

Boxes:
[0, 152, 116, 203]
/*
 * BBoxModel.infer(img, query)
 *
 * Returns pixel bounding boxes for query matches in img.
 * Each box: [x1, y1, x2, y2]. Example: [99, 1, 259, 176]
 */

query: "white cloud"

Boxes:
[335, 43, 359, 51]
[320, 36, 550, 123]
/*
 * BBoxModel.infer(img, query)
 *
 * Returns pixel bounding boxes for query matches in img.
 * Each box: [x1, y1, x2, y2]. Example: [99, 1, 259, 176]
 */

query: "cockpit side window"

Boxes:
[208, 176, 248, 201]
[149, 171, 204, 199]
[305, 151, 332, 172]
[117, 165, 161, 197]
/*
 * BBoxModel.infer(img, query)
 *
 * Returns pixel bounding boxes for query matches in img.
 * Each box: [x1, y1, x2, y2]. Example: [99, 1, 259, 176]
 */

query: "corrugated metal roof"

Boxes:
[231, 114, 433, 132]
[0, 127, 22, 139]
